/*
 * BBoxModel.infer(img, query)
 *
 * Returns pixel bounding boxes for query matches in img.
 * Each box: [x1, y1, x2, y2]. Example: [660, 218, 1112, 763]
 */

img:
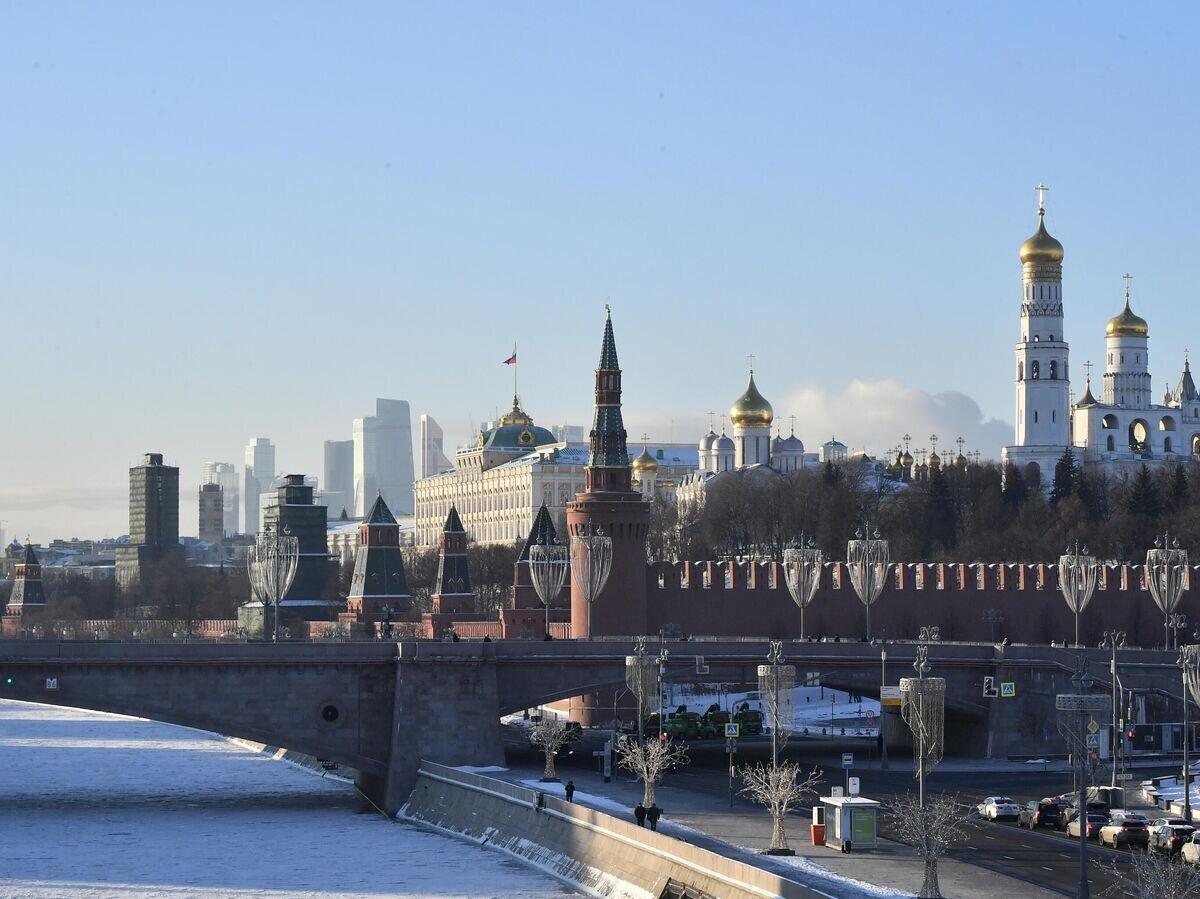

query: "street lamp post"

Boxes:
[657, 632, 670, 740]
[847, 523, 889, 641]
[1148, 533, 1189, 651]
[1179, 645, 1200, 822]
[625, 637, 658, 746]
[878, 638, 889, 769]
[1058, 541, 1099, 648]
[900, 626, 945, 897]
[247, 527, 299, 643]
[1100, 630, 1126, 788]
[758, 640, 797, 855]
[528, 535, 569, 640]
[1056, 661, 1108, 899]
[783, 534, 824, 641]
[570, 523, 613, 640]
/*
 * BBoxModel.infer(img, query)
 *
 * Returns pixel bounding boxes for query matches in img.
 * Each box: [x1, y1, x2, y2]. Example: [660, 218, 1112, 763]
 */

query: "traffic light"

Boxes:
[4, 676, 11, 685]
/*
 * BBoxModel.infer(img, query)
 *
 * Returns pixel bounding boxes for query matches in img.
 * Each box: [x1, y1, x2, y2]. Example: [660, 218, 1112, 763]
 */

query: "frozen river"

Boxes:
[0, 700, 577, 898]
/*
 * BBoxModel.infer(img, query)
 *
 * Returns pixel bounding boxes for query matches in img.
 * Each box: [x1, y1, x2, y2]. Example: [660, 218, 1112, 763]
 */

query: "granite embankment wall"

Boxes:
[400, 761, 812, 899]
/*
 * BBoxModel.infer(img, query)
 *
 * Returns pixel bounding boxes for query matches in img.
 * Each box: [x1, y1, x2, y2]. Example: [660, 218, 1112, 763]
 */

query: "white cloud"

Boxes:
[626, 379, 1012, 461]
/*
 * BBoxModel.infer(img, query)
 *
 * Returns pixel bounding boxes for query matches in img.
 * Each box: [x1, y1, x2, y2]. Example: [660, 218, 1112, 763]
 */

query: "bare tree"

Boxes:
[616, 736, 690, 806]
[886, 791, 976, 898]
[738, 761, 822, 854]
[1101, 851, 1200, 899]
[529, 717, 574, 781]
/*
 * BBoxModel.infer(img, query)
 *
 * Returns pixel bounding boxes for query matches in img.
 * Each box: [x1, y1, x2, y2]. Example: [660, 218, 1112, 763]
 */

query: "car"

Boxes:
[1151, 823, 1195, 854]
[1066, 800, 1110, 824]
[1019, 800, 1065, 829]
[1182, 832, 1200, 865]
[978, 797, 1020, 820]
[1067, 813, 1109, 839]
[1099, 818, 1150, 849]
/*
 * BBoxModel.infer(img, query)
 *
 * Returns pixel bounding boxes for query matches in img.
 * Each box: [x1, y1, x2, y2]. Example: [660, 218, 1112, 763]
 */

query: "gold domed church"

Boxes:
[677, 365, 809, 511]
[1002, 185, 1200, 485]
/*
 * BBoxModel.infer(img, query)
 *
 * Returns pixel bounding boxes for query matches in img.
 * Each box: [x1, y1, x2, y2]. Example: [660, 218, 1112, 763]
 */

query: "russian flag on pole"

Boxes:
[503, 349, 517, 365]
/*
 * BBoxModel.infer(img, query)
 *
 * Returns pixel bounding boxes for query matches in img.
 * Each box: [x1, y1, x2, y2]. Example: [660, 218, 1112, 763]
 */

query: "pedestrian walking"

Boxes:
[634, 803, 646, 827]
[565, 780, 575, 802]
[646, 804, 661, 831]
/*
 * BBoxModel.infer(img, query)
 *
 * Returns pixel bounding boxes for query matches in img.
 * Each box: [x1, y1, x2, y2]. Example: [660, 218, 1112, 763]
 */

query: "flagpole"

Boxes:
[513, 342, 518, 401]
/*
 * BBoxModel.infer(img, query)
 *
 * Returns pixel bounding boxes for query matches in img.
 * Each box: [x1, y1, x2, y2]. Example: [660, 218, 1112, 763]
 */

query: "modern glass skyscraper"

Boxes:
[243, 438, 275, 535]
[202, 461, 240, 536]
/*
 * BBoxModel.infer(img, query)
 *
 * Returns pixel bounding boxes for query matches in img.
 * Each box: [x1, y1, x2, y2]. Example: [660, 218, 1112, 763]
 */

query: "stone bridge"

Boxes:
[0, 639, 1186, 812]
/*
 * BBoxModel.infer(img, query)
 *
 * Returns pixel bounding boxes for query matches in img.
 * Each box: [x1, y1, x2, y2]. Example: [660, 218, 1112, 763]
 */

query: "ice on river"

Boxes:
[0, 699, 577, 898]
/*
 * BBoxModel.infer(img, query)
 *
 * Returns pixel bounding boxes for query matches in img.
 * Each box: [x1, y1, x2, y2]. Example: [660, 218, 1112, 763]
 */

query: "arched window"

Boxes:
[1166, 437, 1173, 453]
[1049, 360, 1058, 380]
[1018, 362, 1024, 380]
[1106, 435, 1115, 451]
[1031, 361, 1040, 379]
[1034, 335, 1041, 342]
[1049, 334, 1055, 341]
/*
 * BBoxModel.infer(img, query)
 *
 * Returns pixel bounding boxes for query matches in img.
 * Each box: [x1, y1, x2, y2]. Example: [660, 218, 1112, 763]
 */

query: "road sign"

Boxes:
[1086, 734, 1101, 748]
[1118, 772, 1134, 781]
[1087, 719, 1100, 735]
[865, 710, 875, 720]
[831, 786, 844, 798]
[1000, 682, 1017, 698]
[44, 677, 58, 691]
[725, 723, 740, 738]
[982, 676, 998, 698]
[848, 776, 860, 796]
[842, 752, 854, 769]
[725, 738, 738, 754]
[880, 686, 902, 707]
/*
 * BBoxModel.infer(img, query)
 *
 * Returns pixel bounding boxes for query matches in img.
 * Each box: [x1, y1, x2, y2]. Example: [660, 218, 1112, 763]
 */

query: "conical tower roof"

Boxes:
[365, 494, 397, 525]
[1178, 355, 1198, 403]
[519, 504, 558, 562]
[598, 306, 620, 370]
[443, 505, 465, 533]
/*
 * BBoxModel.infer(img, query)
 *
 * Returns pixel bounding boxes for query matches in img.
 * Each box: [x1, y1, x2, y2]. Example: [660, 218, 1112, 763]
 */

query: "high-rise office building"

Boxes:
[198, 483, 224, 544]
[243, 438, 275, 535]
[419, 414, 452, 479]
[352, 399, 415, 517]
[352, 416, 377, 517]
[115, 453, 182, 588]
[202, 461, 240, 536]
[323, 439, 354, 519]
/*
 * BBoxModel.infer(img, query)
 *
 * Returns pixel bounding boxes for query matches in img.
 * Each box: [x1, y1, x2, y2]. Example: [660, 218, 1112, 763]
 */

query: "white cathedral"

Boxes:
[1002, 189, 1200, 485]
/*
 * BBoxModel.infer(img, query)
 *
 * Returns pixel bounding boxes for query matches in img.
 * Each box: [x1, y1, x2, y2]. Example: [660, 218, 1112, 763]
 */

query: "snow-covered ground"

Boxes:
[668, 683, 880, 736]
[0, 700, 577, 898]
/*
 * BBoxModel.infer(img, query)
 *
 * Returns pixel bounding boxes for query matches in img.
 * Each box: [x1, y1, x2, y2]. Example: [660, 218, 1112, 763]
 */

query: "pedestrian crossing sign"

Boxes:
[725, 723, 739, 738]
[1000, 682, 1016, 698]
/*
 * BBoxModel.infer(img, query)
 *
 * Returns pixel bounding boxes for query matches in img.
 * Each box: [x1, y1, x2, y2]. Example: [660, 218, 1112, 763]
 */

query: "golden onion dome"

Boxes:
[928, 452, 941, 468]
[632, 447, 658, 473]
[730, 372, 774, 428]
[900, 450, 913, 467]
[1019, 210, 1065, 265]
[1106, 299, 1149, 338]
[955, 453, 968, 468]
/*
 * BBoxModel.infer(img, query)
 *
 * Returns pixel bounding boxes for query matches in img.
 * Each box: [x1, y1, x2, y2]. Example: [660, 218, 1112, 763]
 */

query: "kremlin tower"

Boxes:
[567, 307, 650, 638]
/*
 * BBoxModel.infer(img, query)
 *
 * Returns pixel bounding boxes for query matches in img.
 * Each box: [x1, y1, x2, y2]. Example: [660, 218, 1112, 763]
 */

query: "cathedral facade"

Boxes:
[1002, 193, 1199, 484]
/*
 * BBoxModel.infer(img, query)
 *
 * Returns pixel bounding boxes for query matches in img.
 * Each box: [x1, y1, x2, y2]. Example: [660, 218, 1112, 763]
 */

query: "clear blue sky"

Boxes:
[4, 2, 1200, 542]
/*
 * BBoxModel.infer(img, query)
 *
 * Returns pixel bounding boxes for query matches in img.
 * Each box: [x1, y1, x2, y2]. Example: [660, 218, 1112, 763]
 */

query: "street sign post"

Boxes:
[724, 723, 740, 738]
[1117, 772, 1134, 781]
[726, 736, 738, 807]
[842, 752, 854, 769]
[848, 776, 860, 796]
[1000, 682, 1017, 698]
[880, 686, 902, 707]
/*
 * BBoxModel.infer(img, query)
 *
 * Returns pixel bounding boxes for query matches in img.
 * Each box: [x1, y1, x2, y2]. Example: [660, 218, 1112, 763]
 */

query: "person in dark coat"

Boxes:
[565, 780, 575, 802]
[634, 803, 647, 827]
[646, 804, 661, 831]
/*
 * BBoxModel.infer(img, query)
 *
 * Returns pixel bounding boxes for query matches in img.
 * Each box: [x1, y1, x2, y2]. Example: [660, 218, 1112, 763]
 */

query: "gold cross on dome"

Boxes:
[1084, 359, 1093, 381]
[1036, 183, 1049, 212]
[747, 353, 755, 374]
[1123, 272, 1133, 300]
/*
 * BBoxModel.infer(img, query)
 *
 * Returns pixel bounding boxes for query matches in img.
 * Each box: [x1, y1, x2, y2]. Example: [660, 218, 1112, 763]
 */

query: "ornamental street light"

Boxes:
[1058, 541, 1099, 648]
[570, 523, 612, 641]
[625, 636, 658, 745]
[847, 523, 889, 641]
[783, 534, 823, 640]
[871, 636, 891, 770]
[247, 527, 299, 643]
[528, 535, 569, 640]
[758, 640, 797, 855]
[1056, 661, 1109, 899]
[1099, 630, 1126, 788]
[1148, 533, 1189, 651]
[1180, 645, 1200, 823]
[900, 626, 945, 897]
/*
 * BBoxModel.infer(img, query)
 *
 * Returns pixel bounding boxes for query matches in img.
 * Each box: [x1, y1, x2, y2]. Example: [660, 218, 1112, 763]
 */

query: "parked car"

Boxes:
[1182, 832, 1200, 865]
[978, 797, 1020, 820]
[1099, 818, 1150, 848]
[1067, 813, 1109, 839]
[1151, 823, 1195, 854]
[1019, 800, 1065, 829]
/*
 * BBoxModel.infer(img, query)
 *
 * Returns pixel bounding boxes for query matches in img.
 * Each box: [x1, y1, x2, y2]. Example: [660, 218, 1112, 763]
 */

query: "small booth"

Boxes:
[820, 795, 881, 852]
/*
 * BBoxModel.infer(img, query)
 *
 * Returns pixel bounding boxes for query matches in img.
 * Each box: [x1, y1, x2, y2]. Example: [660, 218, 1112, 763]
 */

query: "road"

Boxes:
[507, 726, 1176, 897]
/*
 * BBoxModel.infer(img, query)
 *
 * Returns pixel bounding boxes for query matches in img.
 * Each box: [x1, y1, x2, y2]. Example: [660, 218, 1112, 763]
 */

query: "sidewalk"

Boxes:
[497, 763, 1063, 899]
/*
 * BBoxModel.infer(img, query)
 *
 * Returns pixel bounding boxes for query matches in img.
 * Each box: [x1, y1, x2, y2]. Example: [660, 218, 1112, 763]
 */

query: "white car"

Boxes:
[1183, 832, 1200, 865]
[978, 796, 1020, 820]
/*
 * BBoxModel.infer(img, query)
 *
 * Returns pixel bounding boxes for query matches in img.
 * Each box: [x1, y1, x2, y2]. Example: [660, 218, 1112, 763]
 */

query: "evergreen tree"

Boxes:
[1127, 464, 1163, 521]
[1002, 462, 1028, 511]
[1050, 447, 1080, 505]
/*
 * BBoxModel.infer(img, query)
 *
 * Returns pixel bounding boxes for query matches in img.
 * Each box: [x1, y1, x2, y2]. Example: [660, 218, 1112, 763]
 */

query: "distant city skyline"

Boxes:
[6, 3, 1200, 542]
